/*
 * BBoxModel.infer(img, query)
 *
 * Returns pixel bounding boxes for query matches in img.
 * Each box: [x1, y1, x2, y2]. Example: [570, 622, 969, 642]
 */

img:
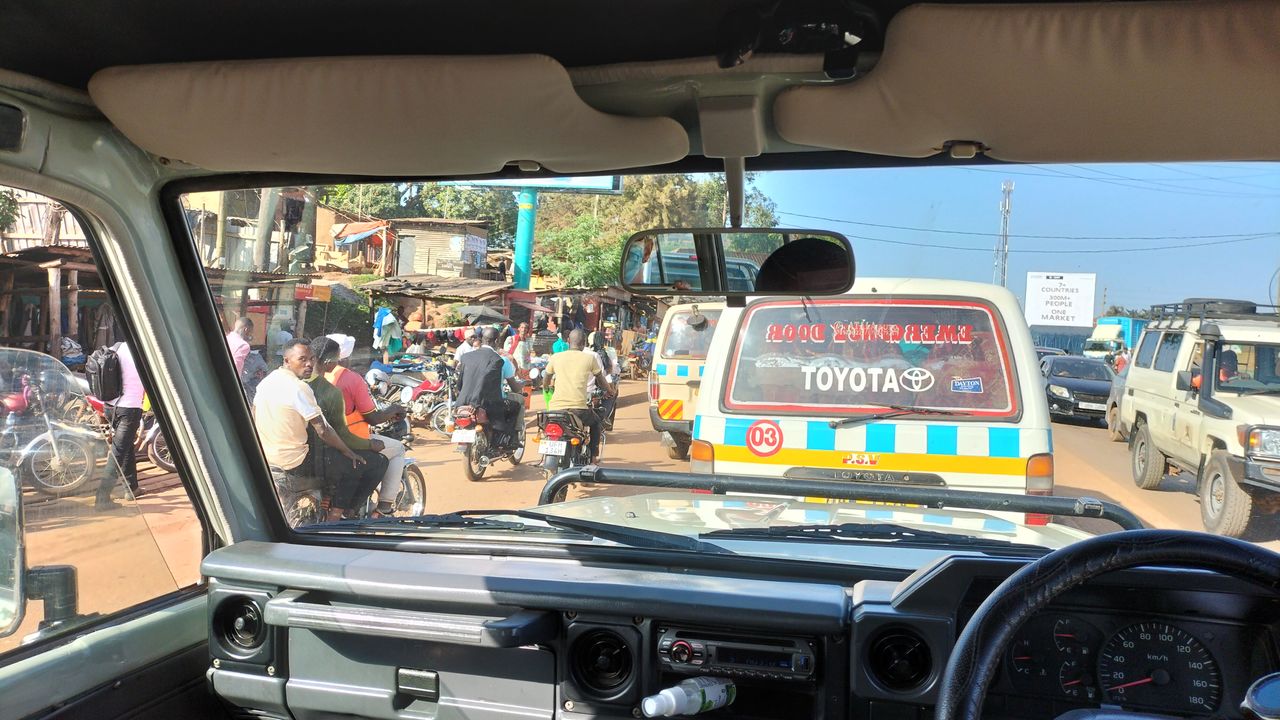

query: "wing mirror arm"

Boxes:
[0, 466, 87, 643]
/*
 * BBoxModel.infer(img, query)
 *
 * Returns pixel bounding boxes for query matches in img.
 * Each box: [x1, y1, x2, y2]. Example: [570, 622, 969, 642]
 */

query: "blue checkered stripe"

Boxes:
[693, 416, 1049, 458]
[691, 498, 1018, 534]
[653, 363, 705, 378]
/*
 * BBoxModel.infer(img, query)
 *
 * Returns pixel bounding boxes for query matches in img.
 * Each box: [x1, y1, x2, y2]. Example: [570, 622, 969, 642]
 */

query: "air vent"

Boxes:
[570, 628, 635, 701]
[215, 596, 267, 654]
[868, 629, 932, 692]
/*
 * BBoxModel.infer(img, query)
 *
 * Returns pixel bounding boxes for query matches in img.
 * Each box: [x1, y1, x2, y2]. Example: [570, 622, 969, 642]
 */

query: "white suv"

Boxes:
[1118, 299, 1280, 537]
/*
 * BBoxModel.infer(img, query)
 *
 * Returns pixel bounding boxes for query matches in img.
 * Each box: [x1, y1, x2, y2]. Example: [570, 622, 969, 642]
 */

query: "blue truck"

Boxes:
[1083, 316, 1149, 358]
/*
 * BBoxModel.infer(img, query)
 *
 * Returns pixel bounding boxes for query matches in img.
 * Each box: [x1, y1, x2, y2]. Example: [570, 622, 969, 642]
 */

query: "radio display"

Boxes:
[716, 647, 793, 670]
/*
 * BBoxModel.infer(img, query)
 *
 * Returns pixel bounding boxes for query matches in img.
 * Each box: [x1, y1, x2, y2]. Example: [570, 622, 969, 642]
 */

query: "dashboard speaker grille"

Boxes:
[868, 629, 932, 691]
[215, 596, 267, 654]
[570, 628, 635, 699]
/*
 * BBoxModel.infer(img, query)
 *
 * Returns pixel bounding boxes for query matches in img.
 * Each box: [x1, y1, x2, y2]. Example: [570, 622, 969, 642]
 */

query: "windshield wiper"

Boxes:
[320, 509, 724, 553]
[828, 405, 970, 428]
[702, 522, 1041, 551]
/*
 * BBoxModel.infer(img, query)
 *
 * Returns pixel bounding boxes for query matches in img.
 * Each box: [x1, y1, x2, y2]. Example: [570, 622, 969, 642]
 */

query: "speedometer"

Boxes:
[1097, 622, 1221, 714]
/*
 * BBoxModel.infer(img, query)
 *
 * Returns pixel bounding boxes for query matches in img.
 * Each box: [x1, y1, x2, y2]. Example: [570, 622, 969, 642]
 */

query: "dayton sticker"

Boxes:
[950, 377, 984, 394]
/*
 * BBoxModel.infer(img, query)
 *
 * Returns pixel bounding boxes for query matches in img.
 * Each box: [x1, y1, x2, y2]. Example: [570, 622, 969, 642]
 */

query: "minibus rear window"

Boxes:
[724, 299, 1019, 417]
[661, 309, 723, 360]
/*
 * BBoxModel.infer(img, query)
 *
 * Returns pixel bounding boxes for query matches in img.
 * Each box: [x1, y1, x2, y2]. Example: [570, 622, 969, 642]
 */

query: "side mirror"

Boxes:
[1176, 371, 1194, 392]
[620, 228, 855, 299]
[0, 466, 24, 637]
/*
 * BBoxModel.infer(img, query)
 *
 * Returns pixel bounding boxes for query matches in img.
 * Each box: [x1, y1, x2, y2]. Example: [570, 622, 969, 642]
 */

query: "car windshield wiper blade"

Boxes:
[828, 405, 970, 428]
[319, 511, 552, 533]
[322, 509, 723, 553]
[702, 522, 1039, 550]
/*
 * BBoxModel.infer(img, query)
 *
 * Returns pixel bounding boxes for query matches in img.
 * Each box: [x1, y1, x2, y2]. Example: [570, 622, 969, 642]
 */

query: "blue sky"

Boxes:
[754, 163, 1280, 314]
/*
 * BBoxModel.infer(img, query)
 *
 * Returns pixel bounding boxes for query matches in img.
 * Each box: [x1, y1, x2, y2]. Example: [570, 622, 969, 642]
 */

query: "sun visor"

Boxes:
[774, 0, 1280, 162]
[88, 55, 689, 174]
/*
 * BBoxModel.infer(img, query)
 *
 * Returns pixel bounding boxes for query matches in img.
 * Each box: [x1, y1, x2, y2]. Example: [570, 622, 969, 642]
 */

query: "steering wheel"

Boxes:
[936, 529, 1280, 720]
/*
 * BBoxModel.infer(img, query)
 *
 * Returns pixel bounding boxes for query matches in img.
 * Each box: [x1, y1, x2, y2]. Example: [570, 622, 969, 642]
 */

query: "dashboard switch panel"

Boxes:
[657, 627, 817, 681]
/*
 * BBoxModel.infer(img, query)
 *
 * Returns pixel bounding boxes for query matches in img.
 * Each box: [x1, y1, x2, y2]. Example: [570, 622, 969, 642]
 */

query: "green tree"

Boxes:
[0, 188, 18, 233]
[532, 214, 625, 288]
[412, 183, 520, 248]
[319, 184, 421, 219]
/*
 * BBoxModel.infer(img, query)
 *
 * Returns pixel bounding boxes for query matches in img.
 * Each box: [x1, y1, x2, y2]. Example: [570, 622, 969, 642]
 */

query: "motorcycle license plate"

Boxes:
[451, 428, 477, 443]
[539, 440, 567, 456]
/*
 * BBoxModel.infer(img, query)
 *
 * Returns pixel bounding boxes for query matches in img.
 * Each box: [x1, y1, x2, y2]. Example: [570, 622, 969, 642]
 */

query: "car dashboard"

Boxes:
[202, 542, 1280, 720]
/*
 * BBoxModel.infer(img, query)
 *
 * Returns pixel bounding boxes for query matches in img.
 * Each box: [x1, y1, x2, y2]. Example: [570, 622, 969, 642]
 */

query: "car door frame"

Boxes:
[0, 84, 280, 717]
[1169, 340, 1205, 467]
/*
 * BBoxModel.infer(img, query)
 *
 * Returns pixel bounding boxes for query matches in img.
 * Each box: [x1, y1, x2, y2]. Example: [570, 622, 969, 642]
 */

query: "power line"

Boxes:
[832, 231, 1274, 254]
[956, 165, 1280, 183]
[777, 210, 1279, 242]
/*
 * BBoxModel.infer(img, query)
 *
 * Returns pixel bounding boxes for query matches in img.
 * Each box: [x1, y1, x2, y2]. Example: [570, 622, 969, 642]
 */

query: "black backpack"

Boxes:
[86, 344, 123, 402]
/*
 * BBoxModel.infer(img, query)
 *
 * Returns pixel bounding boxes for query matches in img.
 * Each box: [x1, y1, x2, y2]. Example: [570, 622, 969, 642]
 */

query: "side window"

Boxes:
[0, 187, 203, 657]
[1135, 331, 1161, 369]
[1187, 342, 1203, 371]
[1152, 332, 1184, 373]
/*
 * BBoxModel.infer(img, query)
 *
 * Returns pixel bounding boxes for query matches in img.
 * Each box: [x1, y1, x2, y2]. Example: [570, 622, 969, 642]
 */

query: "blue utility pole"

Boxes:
[514, 188, 538, 290]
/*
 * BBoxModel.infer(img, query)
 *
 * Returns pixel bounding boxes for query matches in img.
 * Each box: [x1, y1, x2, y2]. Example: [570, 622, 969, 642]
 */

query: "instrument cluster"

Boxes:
[1002, 611, 1233, 716]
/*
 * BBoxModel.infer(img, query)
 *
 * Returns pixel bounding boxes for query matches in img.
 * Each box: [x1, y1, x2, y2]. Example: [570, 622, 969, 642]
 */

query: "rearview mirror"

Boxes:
[620, 228, 855, 298]
[1176, 371, 1194, 392]
[0, 467, 23, 637]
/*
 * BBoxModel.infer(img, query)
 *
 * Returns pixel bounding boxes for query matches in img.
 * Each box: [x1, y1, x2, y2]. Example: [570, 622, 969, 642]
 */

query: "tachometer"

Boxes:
[1097, 622, 1221, 714]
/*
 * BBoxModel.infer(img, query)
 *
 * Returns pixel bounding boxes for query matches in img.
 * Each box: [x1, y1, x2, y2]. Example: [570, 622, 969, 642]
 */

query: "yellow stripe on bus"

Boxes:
[713, 445, 1027, 476]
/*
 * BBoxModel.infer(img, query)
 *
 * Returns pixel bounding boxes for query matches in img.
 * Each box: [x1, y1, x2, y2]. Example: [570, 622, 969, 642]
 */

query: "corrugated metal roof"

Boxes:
[362, 273, 510, 301]
[389, 217, 490, 227]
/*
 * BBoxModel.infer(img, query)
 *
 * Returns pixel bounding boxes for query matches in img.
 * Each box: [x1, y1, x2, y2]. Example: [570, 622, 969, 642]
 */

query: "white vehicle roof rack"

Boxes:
[1148, 298, 1280, 330]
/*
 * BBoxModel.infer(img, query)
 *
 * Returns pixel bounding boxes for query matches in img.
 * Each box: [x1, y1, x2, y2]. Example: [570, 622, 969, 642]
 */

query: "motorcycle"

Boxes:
[534, 412, 603, 503]
[393, 358, 456, 435]
[450, 402, 525, 482]
[0, 358, 100, 498]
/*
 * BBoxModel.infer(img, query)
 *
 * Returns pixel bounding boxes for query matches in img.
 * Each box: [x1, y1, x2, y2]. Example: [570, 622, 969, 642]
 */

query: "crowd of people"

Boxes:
[217, 306, 627, 526]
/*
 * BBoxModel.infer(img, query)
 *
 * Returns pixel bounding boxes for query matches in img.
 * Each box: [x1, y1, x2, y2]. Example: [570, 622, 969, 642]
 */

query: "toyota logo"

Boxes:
[901, 367, 935, 393]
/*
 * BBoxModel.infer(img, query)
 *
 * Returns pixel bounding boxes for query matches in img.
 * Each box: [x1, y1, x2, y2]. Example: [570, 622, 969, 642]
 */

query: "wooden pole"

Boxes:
[297, 298, 309, 337]
[47, 266, 61, 355]
[66, 269, 79, 341]
[0, 272, 13, 336]
[213, 191, 228, 266]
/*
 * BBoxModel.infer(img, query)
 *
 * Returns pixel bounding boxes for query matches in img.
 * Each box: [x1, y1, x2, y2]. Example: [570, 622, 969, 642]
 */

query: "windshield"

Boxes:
[173, 162, 1280, 556]
[1215, 343, 1280, 394]
[1049, 359, 1112, 381]
[661, 309, 722, 360]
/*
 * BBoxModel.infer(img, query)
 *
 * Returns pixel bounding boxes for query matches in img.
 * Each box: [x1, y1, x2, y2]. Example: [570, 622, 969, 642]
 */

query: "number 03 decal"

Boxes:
[746, 420, 784, 457]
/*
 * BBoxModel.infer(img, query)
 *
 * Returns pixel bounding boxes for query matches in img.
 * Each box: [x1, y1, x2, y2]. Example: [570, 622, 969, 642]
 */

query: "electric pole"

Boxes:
[992, 180, 1014, 286]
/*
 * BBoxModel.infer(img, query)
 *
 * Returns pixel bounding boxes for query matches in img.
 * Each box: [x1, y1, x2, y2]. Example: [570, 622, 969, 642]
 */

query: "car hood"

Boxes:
[1047, 376, 1112, 395]
[1217, 393, 1280, 426]
[538, 491, 1092, 554]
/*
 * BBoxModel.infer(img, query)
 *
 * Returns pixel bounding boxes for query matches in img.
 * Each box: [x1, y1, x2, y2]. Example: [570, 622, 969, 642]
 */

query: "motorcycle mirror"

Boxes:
[0, 466, 24, 638]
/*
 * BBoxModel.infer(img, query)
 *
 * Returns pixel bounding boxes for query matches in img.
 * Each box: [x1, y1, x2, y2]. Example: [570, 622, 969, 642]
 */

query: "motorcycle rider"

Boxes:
[544, 329, 615, 463]
[588, 331, 620, 431]
[456, 328, 524, 441]
[305, 337, 389, 521]
[322, 333, 409, 517]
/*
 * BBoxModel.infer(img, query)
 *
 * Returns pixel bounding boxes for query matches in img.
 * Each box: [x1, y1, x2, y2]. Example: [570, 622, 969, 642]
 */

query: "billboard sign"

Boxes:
[1024, 272, 1096, 327]
[440, 176, 623, 195]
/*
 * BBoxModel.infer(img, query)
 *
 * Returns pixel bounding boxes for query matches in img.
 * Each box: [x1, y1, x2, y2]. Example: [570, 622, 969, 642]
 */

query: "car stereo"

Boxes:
[656, 627, 817, 681]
